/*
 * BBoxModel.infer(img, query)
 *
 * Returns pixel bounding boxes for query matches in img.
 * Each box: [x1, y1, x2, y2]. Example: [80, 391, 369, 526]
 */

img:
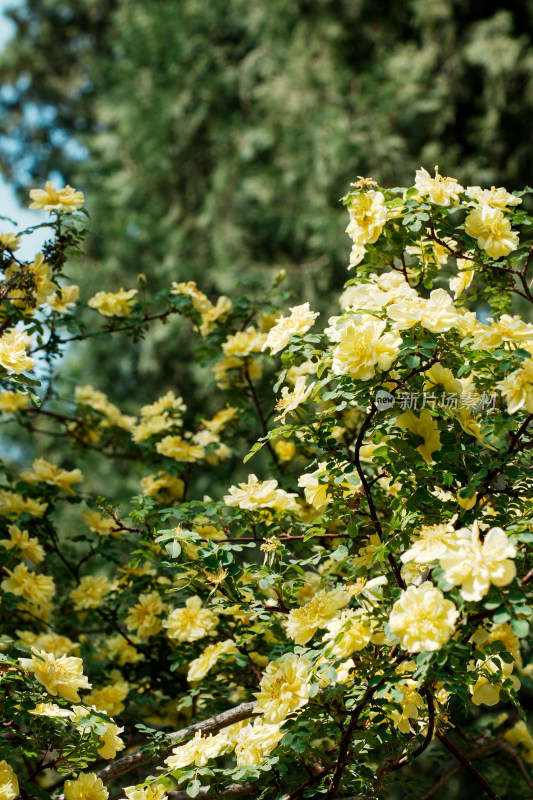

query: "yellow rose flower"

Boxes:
[395, 409, 442, 464]
[163, 595, 219, 642]
[465, 185, 522, 210]
[0, 390, 31, 413]
[140, 471, 185, 502]
[235, 719, 284, 766]
[70, 575, 113, 611]
[88, 288, 138, 317]
[322, 609, 374, 658]
[0, 329, 35, 374]
[21, 457, 83, 494]
[187, 639, 238, 682]
[85, 679, 129, 716]
[345, 190, 387, 245]
[125, 591, 165, 638]
[0, 489, 47, 518]
[165, 730, 225, 770]
[498, 359, 533, 414]
[414, 166, 463, 206]
[224, 474, 298, 511]
[19, 648, 91, 702]
[275, 376, 313, 423]
[285, 587, 349, 645]
[124, 783, 168, 800]
[155, 435, 204, 462]
[48, 284, 80, 313]
[0, 761, 19, 800]
[326, 314, 402, 380]
[465, 205, 519, 259]
[254, 654, 311, 722]
[64, 773, 108, 800]
[439, 520, 516, 601]
[222, 326, 266, 357]
[0, 524, 45, 563]
[388, 582, 458, 652]
[386, 289, 457, 333]
[29, 181, 84, 213]
[262, 302, 319, 354]
[1, 562, 55, 605]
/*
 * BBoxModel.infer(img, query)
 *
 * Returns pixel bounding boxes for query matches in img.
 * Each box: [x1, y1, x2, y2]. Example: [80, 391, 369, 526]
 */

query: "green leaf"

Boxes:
[187, 780, 201, 798]
[511, 619, 529, 638]
[165, 541, 182, 559]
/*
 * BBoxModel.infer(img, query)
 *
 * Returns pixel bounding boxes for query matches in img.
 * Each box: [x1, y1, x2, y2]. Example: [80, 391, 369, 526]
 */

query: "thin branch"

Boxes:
[95, 701, 258, 787]
[437, 732, 501, 800]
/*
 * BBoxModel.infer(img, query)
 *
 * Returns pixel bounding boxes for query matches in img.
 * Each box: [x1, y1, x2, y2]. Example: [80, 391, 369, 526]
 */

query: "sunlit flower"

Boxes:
[19, 648, 91, 702]
[386, 289, 457, 333]
[388, 582, 458, 652]
[285, 588, 349, 645]
[465, 185, 521, 210]
[187, 640, 238, 682]
[439, 521, 516, 601]
[63, 773, 108, 800]
[326, 314, 402, 380]
[255, 654, 311, 722]
[414, 166, 463, 206]
[224, 474, 299, 512]
[345, 190, 388, 246]
[275, 376, 313, 423]
[465, 205, 519, 259]
[235, 719, 284, 766]
[0, 329, 35, 374]
[47, 284, 80, 313]
[323, 609, 374, 657]
[164, 595, 219, 642]
[262, 303, 319, 354]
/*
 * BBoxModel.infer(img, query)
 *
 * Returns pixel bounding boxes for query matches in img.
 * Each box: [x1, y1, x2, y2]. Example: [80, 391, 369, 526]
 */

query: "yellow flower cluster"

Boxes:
[171, 280, 232, 335]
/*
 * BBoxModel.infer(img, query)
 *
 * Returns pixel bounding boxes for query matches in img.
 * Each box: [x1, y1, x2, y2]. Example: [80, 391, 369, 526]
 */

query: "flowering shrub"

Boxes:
[1, 171, 533, 799]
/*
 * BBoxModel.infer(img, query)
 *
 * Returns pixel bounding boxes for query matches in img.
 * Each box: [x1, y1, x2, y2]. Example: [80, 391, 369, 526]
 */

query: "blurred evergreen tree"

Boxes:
[2, 0, 533, 407]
